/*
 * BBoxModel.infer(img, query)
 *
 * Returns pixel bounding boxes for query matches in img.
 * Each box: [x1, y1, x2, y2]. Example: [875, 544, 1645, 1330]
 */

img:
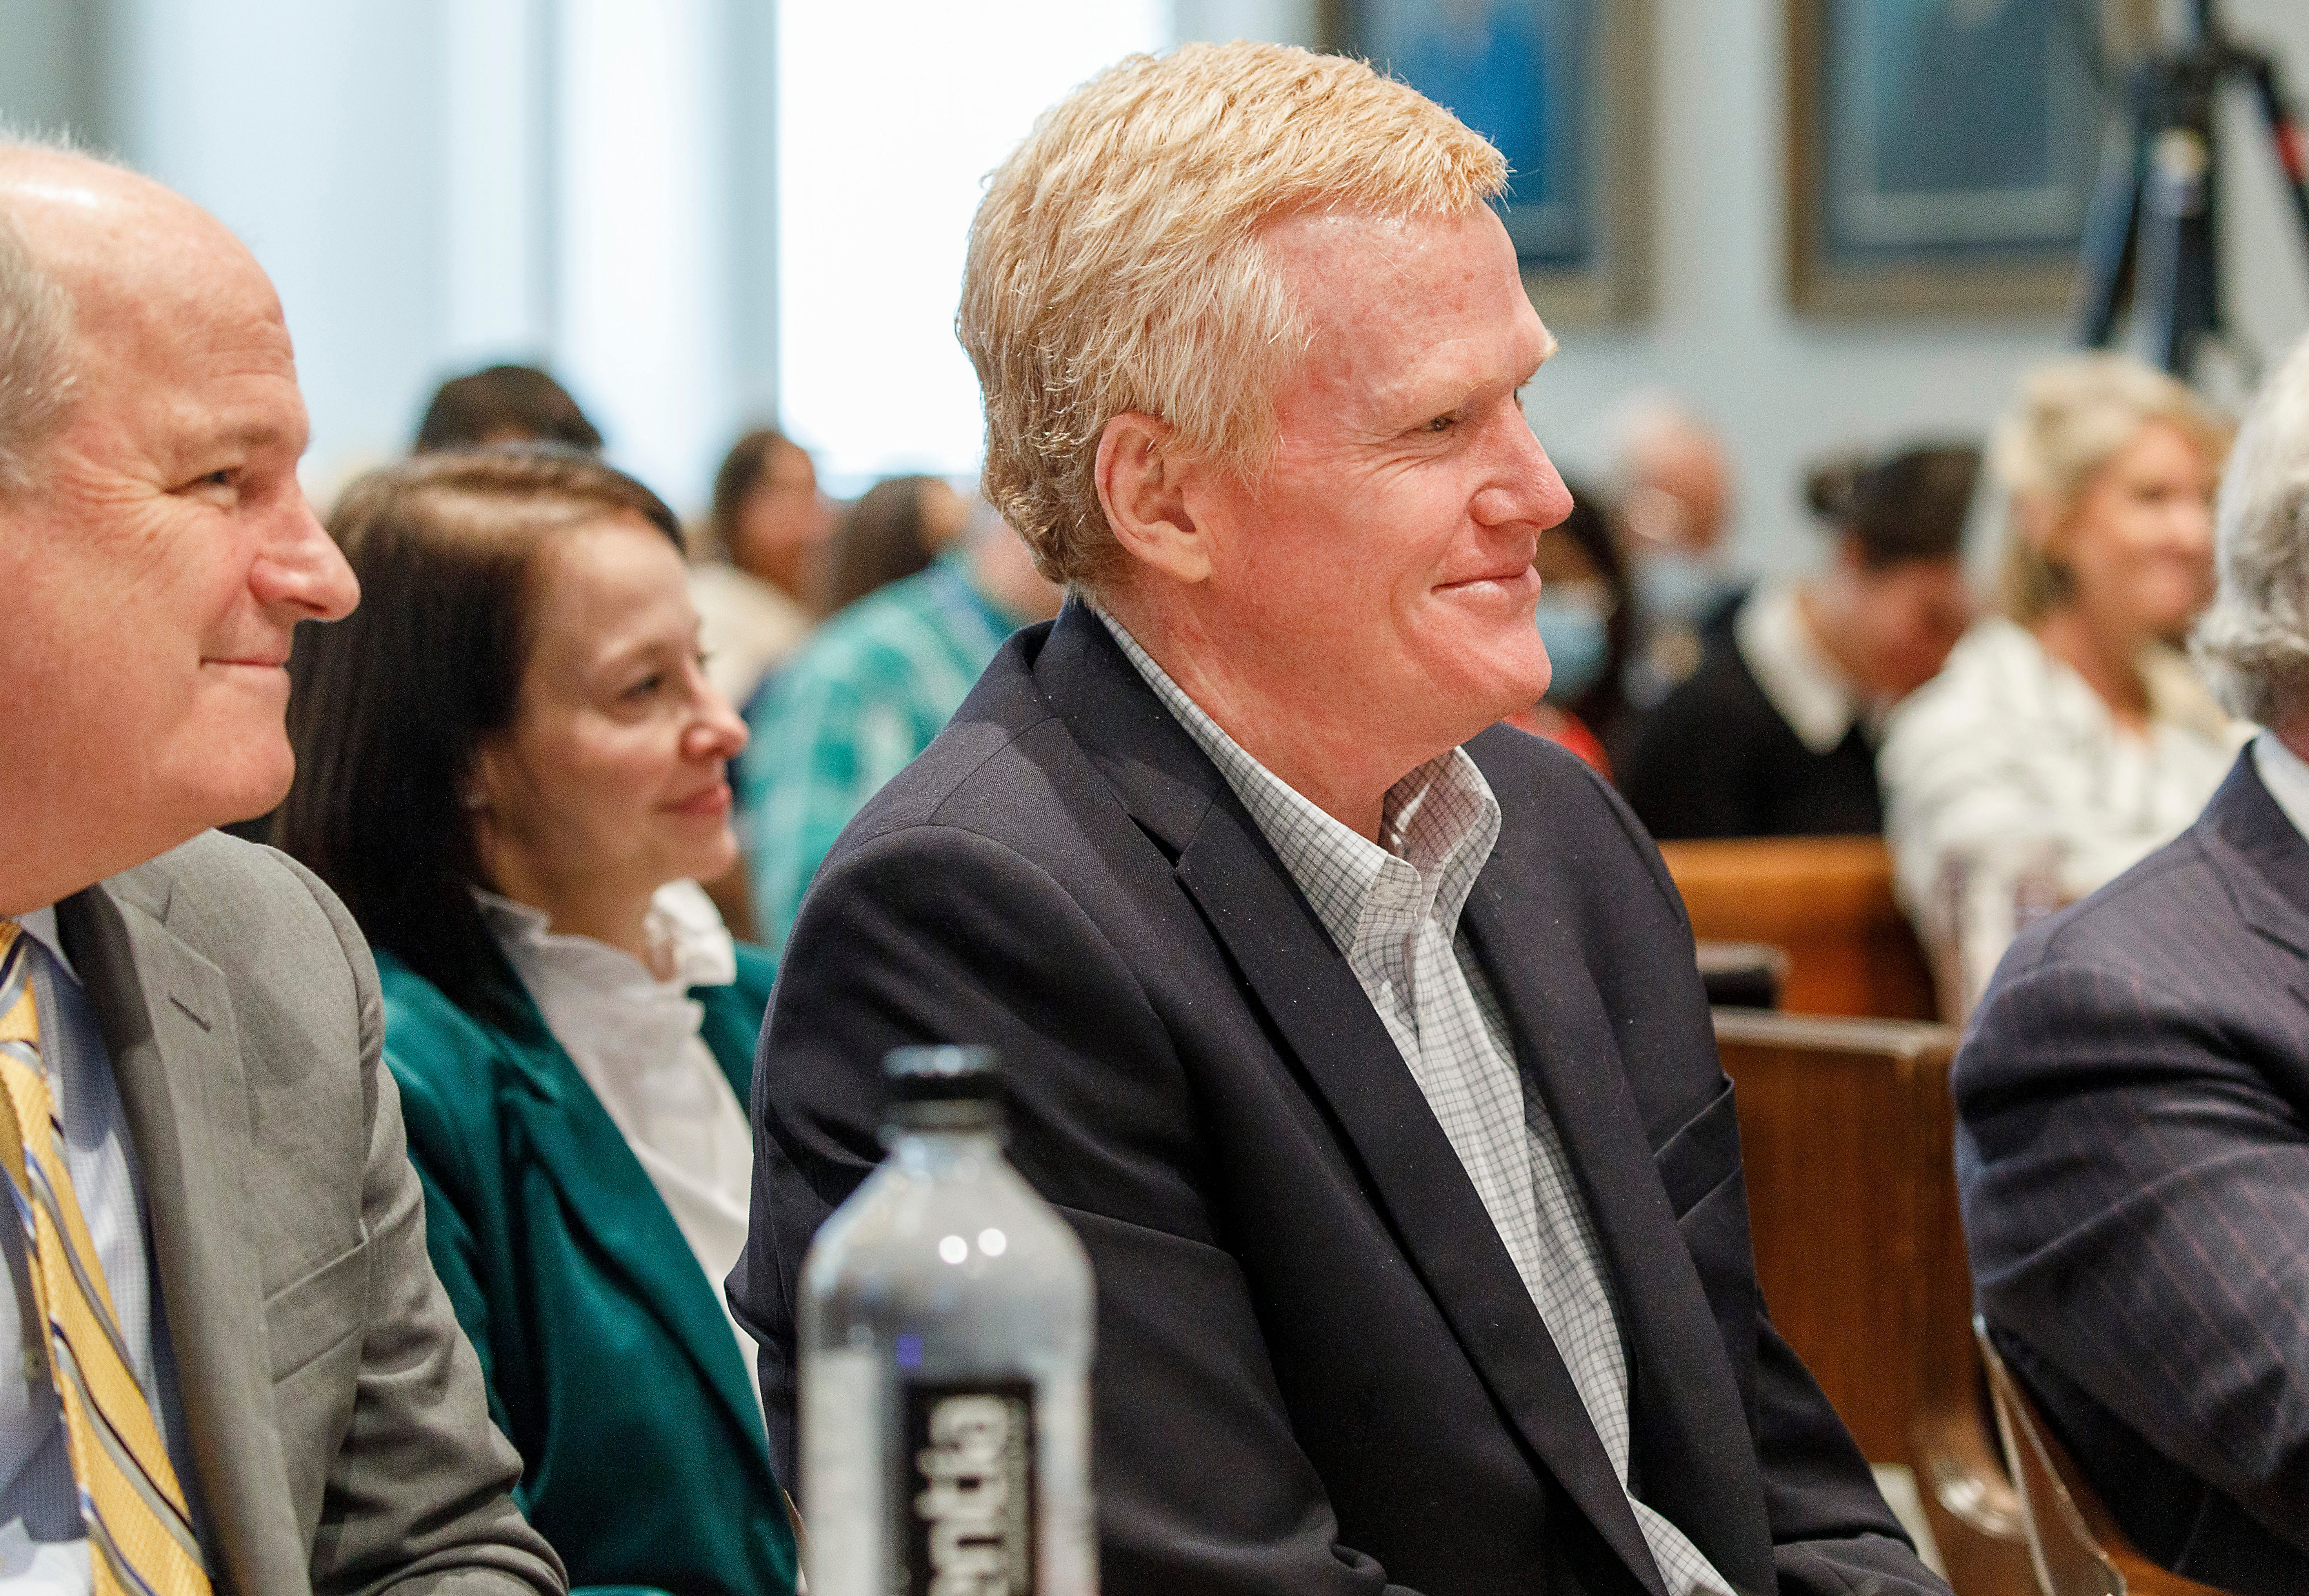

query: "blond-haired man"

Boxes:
[735, 44, 1944, 1596]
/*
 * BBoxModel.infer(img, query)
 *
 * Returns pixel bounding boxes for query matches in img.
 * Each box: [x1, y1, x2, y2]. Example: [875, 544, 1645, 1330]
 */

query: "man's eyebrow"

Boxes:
[189, 419, 294, 458]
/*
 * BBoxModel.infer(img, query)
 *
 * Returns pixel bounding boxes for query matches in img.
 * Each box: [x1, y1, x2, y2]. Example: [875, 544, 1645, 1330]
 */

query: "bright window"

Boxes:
[776, 0, 1171, 492]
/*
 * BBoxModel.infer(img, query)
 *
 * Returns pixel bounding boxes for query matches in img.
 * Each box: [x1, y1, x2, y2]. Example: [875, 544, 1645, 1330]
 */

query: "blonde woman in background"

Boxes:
[1882, 354, 2241, 1008]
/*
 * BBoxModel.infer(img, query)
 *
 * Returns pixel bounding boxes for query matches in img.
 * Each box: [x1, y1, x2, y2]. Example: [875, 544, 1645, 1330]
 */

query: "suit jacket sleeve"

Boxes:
[1957, 942, 2309, 1557]
[1589, 764, 1945, 1595]
[274, 857, 569, 1596]
[737, 822, 1428, 1596]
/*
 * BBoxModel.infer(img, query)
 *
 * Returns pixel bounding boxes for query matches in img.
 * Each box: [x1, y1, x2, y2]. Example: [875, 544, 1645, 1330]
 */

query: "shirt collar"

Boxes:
[1087, 601, 1502, 953]
[2253, 730, 2309, 846]
[13, 905, 78, 987]
[474, 879, 736, 993]
[1734, 576, 1869, 755]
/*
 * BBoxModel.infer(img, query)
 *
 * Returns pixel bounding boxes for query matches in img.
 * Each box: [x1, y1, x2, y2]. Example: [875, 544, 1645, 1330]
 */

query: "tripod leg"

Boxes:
[2074, 89, 2148, 348]
[2247, 56, 2309, 260]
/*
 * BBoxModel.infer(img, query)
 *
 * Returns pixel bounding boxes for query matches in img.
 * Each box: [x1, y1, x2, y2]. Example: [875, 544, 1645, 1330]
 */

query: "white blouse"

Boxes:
[1879, 616, 2244, 1006]
[478, 881, 760, 1398]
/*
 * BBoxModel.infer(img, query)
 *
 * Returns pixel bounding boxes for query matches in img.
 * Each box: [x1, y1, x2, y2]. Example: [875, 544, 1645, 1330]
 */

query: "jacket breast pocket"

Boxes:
[265, 1236, 370, 1385]
[1651, 1082, 1760, 1420]
[1652, 1079, 1742, 1219]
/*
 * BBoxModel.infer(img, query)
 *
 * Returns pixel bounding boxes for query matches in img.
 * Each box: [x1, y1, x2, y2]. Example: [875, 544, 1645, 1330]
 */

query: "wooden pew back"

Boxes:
[1665, 836, 1937, 1020]
[1715, 1008, 2029, 1594]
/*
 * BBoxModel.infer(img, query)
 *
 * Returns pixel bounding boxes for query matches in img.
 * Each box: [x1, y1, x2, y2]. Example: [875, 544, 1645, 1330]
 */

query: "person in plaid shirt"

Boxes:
[743, 506, 1057, 954]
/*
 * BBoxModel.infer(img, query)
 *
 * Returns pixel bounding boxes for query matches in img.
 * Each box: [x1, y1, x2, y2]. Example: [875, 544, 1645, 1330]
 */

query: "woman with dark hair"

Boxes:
[1504, 479, 1635, 774]
[278, 446, 797, 1596]
[691, 427, 833, 708]
[1622, 442, 1982, 839]
[815, 472, 970, 616]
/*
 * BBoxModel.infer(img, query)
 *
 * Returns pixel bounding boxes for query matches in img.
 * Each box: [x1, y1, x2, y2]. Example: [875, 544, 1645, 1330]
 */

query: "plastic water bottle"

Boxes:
[798, 1046, 1097, 1596]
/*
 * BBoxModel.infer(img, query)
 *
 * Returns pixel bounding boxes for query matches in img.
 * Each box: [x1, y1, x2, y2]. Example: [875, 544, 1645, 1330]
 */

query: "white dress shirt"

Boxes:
[1735, 577, 1876, 755]
[1091, 607, 1734, 1596]
[478, 881, 761, 1400]
[0, 911, 196, 1593]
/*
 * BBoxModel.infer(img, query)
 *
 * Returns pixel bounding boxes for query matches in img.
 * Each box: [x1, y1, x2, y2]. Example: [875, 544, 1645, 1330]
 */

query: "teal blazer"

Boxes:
[378, 945, 798, 1596]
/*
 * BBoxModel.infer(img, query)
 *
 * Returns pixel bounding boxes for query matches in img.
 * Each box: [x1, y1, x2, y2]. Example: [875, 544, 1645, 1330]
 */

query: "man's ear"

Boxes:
[1095, 412, 1212, 585]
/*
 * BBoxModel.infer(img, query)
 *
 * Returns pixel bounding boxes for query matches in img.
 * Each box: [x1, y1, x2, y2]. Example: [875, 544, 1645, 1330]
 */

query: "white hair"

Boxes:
[2193, 332, 2309, 726]
[0, 125, 89, 496]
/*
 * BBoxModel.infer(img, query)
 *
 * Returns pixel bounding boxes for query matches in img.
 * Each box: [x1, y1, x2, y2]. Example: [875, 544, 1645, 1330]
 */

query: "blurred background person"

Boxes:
[1882, 355, 2239, 1006]
[1624, 443, 1979, 839]
[415, 361, 604, 453]
[815, 470, 971, 616]
[691, 426, 833, 710]
[1505, 480, 1636, 776]
[1954, 329, 2309, 1596]
[745, 500, 1061, 954]
[278, 447, 799, 1596]
[1611, 395, 1740, 706]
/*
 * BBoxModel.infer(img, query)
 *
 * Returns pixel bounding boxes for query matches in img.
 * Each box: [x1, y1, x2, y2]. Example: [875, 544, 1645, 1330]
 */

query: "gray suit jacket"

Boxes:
[52, 831, 566, 1596]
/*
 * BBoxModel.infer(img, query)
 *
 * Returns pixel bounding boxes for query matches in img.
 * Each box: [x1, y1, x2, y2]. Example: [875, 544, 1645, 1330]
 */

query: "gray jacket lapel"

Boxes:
[60, 876, 305, 1596]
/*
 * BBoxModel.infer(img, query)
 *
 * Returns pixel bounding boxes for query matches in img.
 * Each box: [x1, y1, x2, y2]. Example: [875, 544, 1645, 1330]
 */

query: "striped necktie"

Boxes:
[0, 922, 209, 1596]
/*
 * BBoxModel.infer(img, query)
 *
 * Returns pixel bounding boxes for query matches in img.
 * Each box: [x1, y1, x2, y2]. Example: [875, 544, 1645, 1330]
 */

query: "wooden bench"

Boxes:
[1665, 836, 1937, 1020]
[1715, 1008, 2029, 1594]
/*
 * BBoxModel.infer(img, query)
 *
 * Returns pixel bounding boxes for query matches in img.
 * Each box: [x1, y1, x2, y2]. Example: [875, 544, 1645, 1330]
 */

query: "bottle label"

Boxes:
[901, 1378, 1038, 1596]
[802, 1347, 884, 1596]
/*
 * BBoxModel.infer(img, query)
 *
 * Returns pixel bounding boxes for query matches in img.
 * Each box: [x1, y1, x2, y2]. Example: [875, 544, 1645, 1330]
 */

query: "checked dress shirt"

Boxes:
[1094, 605, 1735, 1596]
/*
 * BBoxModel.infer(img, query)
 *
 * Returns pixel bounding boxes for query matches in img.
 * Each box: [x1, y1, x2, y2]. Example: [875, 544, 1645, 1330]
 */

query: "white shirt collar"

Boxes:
[2253, 730, 2309, 845]
[474, 879, 736, 995]
[1734, 576, 1867, 756]
[13, 906, 78, 987]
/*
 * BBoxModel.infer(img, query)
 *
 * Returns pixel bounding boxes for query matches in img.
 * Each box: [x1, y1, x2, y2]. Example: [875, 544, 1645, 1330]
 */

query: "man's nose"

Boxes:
[251, 499, 359, 623]
[1474, 419, 1574, 530]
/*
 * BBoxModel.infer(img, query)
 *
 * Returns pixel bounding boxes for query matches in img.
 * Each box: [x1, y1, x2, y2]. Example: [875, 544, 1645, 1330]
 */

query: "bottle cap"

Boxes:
[883, 1045, 1005, 1128]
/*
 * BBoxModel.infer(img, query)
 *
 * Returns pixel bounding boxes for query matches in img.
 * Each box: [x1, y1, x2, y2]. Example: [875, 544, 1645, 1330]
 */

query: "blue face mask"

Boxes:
[1535, 596, 1611, 705]
[1636, 547, 1724, 624]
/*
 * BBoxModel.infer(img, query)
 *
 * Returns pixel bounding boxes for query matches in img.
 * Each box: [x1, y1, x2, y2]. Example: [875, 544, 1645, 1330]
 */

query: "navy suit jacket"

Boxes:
[733, 604, 1940, 1596]
[1958, 751, 2309, 1593]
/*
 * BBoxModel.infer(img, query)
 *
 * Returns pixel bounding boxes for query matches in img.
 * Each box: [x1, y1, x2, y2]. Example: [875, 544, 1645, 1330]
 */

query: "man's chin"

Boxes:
[173, 730, 298, 835]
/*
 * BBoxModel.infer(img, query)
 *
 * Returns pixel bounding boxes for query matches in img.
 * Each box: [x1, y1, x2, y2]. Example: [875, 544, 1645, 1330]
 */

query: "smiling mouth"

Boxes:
[1438, 566, 1539, 591]
[667, 783, 733, 818]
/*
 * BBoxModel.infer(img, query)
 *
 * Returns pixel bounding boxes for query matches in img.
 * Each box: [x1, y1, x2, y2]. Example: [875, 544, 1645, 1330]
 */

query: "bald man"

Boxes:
[0, 139, 564, 1593]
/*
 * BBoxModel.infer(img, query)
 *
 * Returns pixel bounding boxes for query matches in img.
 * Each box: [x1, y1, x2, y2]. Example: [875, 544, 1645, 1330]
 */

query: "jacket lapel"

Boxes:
[2206, 751, 2309, 964]
[1460, 868, 1776, 1596]
[1039, 606, 1669, 1594]
[60, 875, 306, 1596]
[489, 990, 772, 1474]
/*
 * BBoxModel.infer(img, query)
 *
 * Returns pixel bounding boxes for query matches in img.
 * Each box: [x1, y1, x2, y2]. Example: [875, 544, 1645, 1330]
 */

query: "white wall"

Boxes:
[774, 0, 1171, 492]
[105, 0, 457, 491]
[7, 0, 2304, 541]
[1177, 0, 2309, 573]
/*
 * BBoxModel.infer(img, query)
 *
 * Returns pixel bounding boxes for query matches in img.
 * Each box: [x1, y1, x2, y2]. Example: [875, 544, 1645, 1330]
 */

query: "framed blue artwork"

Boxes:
[1330, 0, 1653, 325]
[1789, 0, 2111, 316]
